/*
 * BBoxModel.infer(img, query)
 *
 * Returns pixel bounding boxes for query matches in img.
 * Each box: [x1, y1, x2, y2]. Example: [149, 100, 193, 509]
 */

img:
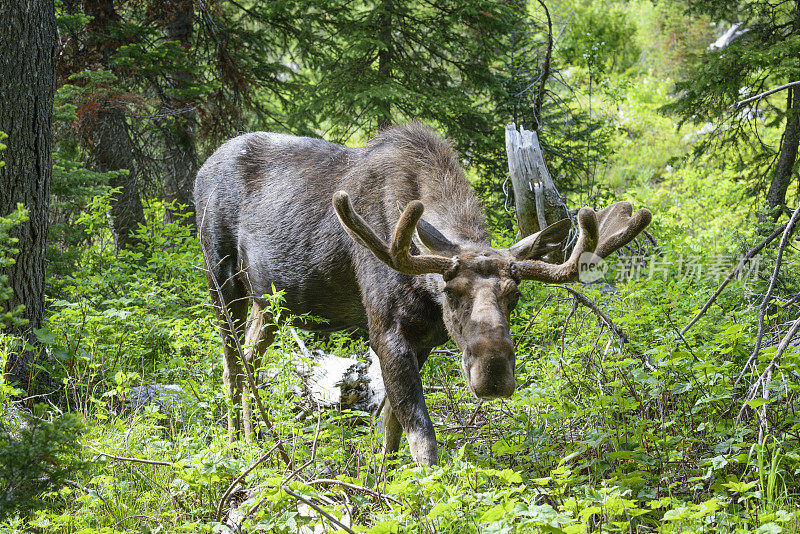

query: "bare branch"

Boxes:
[735, 204, 800, 391]
[216, 442, 283, 521]
[81, 442, 191, 468]
[306, 479, 402, 505]
[681, 223, 788, 336]
[546, 285, 656, 371]
[281, 486, 356, 534]
[733, 80, 800, 109]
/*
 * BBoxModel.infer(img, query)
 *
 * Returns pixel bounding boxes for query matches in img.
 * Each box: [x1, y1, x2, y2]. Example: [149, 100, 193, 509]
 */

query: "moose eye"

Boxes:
[508, 290, 522, 310]
[442, 286, 458, 305]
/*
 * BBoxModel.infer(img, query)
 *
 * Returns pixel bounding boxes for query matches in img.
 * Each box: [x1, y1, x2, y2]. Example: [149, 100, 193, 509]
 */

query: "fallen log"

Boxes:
[289, 330, 385, 416]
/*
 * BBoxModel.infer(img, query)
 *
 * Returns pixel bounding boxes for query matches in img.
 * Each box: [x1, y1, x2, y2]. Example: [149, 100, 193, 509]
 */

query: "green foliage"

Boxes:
[0, 206, 28, 329]
[0, 134, 29, 328]
[559, 1, 641, 75]
[15, 166, 800, 531]
[630, 0, 715, 77]
[296, 0, 533, 201]
[0, 403, 84, 519]
[660, 0, 800, 206]
[23, 1, 800, 532]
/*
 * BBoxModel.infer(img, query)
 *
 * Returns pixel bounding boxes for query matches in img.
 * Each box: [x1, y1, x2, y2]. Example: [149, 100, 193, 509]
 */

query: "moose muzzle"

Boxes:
[462, 336, 516, 399]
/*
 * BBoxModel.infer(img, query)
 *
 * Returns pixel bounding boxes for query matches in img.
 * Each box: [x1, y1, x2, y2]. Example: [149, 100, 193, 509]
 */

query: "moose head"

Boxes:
[333, 191, 652, 400]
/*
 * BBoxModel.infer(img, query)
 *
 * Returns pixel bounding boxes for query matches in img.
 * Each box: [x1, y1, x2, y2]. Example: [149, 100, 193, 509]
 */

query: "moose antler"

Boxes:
[514, 201, 651, 283]
[332, 191, 456, 275]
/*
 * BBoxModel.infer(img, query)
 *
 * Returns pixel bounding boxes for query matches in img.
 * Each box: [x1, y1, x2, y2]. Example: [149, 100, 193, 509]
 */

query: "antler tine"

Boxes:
[332, 191, 455, 276]
[514, 201, 651, 283]
[594, 201, 652, 258]
[515, 207, 599, 283]
[332, 191, 393, 264]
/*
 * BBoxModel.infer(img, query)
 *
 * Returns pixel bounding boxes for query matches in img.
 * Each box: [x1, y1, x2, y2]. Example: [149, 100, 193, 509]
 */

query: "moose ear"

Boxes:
[414, 218, 459, 256]
[507, 219, 572, 261]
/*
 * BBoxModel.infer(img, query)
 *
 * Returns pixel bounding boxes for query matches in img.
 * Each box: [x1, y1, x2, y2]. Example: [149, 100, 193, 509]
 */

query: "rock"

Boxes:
[127, 384, 184, 411]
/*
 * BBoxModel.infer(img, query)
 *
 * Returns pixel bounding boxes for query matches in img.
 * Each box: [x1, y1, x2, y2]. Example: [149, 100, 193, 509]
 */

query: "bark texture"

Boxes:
[0, 0, 57, 389]
[767, 0, 800, 216]
[160, 0, 198, 228]
[80, 0, 145, 248]
[768, 85, 800, 214]
[505, 123, 569, 240]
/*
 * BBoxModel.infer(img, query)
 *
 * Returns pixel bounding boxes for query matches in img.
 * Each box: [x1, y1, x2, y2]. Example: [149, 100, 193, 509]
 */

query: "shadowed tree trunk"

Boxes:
[80, 0, 145, 248]
[377, 0, 393, 130]
[766, 0, 800, 217]
[159, 0, 198, 229]
[0, 0, 57, 391]
[767, 85, 800, 215]
[81, 106, 147, 248]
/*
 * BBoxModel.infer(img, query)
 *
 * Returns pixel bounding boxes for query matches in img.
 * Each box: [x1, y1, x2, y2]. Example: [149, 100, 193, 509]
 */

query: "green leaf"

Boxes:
[367, 521, 399, 534]
[33, 327, 57, 344]
[723, 480, 757, 493]
[710, 456, 728, 470]
[745, 398, 771, 409]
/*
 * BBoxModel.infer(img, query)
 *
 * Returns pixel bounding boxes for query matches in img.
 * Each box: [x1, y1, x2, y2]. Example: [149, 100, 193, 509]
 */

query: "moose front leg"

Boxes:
[375, 334, 437, 466]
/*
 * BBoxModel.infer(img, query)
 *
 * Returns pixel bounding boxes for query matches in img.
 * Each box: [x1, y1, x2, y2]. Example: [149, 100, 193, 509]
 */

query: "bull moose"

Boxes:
[194, 123, 651, 466]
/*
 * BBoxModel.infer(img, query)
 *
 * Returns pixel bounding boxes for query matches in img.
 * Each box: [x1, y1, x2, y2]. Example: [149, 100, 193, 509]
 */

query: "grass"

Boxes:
[3, 70, 800, 533]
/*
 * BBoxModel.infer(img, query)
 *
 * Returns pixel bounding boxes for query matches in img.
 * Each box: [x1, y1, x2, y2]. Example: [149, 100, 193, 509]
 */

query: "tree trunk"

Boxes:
[376, 0, 392, 130]
[767, 85, 800, 216]
[81, 106, 146, 249]
[160, 0, 198, 229]
[0, 0, 57, 391]
[80, 0, 145, 249]
[505, 123, 569, 243]
[767, 1, 800, 217]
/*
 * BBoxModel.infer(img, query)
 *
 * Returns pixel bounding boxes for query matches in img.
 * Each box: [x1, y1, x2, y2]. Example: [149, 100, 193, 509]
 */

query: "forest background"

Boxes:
[1, 0, 800, 532]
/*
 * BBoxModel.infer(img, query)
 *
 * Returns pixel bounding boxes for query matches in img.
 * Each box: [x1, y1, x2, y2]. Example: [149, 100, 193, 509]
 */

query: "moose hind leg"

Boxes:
[241, 300, 277, 442]
[219, 297, 248, 441]
[206, 255, 249, 441]
[381, 399, 403, 457]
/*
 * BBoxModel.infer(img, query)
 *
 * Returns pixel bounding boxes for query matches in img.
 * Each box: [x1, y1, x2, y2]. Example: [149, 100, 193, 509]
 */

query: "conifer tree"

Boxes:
[298, 0, 524, 176]
[0, 0, 57, 390]
[663, 0, 800, 218]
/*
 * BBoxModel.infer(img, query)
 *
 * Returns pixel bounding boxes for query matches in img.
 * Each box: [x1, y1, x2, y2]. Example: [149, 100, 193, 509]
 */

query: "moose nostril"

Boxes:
[466, 352, 516, 399]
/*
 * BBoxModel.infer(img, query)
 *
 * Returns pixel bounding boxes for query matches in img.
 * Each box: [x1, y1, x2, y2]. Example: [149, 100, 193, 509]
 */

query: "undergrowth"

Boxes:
[2, 70, 800, 533]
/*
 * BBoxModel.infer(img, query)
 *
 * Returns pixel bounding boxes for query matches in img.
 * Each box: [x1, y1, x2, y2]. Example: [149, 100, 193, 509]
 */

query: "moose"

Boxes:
[195, 123, 651, 466]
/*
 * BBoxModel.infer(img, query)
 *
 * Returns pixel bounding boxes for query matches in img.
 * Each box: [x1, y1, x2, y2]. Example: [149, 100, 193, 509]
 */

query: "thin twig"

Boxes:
[546, 285, 626, 343]
[738, 313, 800, 437]
[514, 294, 552, 348]
[282, 486, 356, 534]
[64, 479, 120, 523]
[467, 400, 484, 426]
[735, 205, 800, 391]
[307, 479, 402, 505]
[216, 442, 282, 521]
[681, 223, 787, 336]
[81, 442, 191, 468]
[198, 224, 291, 466]
[546, 285, 655, 371]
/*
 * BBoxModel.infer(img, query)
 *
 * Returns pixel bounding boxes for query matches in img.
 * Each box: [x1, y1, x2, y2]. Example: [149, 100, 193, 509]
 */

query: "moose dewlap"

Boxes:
[195, 123, 651, 466]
